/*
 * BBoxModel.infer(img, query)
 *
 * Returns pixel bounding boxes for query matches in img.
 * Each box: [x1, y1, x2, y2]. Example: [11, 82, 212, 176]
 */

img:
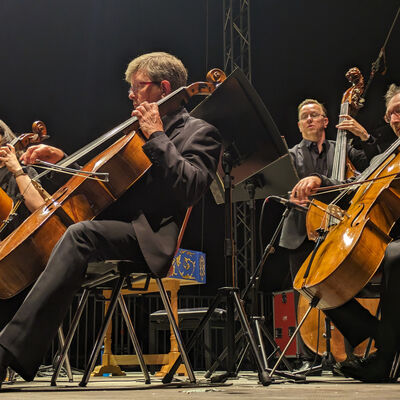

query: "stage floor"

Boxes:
[1, 371, 399, 399]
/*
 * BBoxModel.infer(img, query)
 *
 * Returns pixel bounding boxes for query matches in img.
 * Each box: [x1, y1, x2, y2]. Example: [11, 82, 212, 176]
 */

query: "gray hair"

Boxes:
[125, 52, 188, 91]
[385, 84, 400, 107]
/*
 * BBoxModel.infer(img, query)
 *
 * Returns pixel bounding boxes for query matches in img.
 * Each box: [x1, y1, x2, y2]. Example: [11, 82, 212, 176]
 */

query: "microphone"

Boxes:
[267, 195, 309, 213]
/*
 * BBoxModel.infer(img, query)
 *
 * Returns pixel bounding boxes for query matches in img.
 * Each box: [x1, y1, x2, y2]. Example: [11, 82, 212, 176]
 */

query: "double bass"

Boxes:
[297, 68, 379, 361]
[0, 69, 226, 299]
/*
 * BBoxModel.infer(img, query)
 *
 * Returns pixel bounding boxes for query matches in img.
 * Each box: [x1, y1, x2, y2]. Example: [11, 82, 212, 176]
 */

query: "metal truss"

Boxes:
[223, 0, 252, 82]
[223, 0, 253, 288]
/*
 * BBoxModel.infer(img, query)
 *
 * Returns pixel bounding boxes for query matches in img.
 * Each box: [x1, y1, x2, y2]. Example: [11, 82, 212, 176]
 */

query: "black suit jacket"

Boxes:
[279, 138, 373, 250]
[101, 107, 221, 276]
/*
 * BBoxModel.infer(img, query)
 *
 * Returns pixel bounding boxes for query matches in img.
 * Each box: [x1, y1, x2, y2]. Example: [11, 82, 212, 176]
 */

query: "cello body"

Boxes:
[294, 146, 400, 310]
[297, 294, 379, 361]
[0, 132, 151, 299]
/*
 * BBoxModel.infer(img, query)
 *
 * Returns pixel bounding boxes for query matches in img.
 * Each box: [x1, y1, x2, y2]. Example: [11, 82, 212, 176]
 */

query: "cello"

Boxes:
[297, 68, 379, 361]
[293, 132, 400, 310]
[0, 68, 226, 299]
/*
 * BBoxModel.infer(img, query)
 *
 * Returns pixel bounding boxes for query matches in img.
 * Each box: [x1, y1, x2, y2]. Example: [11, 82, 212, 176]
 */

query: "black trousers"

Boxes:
[0, 220, 147, 381]
[0, 286, 31, 332]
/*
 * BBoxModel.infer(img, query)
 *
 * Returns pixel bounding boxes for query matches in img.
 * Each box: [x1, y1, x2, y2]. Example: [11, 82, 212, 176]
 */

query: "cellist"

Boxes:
[279, 98, 377, 372]
[0, 51, 221, 387]
[289, 84, 400, 382]
[0, 120, 45, 331]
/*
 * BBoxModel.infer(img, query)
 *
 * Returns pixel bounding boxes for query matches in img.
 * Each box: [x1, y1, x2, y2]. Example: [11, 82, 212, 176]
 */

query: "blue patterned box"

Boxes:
[169, 248, 206, 284]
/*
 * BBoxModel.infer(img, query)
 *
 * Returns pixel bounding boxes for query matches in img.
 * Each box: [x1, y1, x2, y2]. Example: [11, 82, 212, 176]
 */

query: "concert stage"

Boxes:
[1, 372, 399, 399]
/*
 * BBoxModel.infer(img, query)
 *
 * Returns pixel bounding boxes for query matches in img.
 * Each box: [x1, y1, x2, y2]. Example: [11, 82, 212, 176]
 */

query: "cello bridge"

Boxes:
[327, 204, 346, 220]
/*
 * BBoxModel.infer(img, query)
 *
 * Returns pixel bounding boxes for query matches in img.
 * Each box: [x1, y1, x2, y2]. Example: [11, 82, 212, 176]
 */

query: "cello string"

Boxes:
[31, 164, 109, 182]
[33, 160, 109, 181]
[32, 84, 196, 182]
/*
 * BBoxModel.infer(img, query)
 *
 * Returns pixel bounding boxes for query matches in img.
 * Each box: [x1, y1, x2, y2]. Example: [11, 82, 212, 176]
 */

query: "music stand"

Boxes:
[163, 69, 298, 384]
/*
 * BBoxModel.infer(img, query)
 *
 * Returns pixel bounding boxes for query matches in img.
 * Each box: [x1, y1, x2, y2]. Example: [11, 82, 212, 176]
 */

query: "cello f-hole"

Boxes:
[351, 203, 365, 227]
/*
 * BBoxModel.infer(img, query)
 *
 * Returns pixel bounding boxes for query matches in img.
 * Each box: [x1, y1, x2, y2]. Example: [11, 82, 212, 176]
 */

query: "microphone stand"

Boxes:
[206, 198, 306, 381]
[164, 194, 308, 383]
[162, 150, 271, 386]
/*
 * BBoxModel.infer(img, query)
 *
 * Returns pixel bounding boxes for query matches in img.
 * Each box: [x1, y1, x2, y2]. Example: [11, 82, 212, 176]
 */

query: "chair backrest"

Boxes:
[167, 207, 192, 276]
[175, 207, 192, 254]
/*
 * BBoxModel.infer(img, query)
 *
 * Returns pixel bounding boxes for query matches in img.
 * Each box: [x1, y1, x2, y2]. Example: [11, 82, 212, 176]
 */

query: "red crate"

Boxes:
[272, 290, 298, 357]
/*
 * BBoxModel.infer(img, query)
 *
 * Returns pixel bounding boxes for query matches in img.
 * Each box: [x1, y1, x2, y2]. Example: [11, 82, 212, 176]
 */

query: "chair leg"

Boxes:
[57, 327, 73, 382]
[155, 277, 196, 383]
[118, 294, 151, 384]
[79, 276, 126, 387]
[51, 289, 91, 386]
[390, 352, 400, 381]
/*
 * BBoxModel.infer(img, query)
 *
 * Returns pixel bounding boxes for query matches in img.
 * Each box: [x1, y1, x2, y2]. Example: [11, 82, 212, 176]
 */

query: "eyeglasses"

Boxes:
[299, 112, 325, 121]
[128, 81, 160, 95]
[384, 106, 400, 123]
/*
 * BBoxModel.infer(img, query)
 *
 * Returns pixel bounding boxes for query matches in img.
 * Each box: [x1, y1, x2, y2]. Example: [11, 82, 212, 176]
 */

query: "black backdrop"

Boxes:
[0, 0, 399, 294]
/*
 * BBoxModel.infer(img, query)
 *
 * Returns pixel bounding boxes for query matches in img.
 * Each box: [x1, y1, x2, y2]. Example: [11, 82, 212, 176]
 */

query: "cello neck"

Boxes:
[34, 78, 221, 181]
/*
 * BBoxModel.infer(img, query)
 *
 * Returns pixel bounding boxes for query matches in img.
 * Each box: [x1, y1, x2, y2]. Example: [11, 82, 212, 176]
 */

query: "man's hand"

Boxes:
[0, 144, 23, 174]
[20, 144, 64, 165]
[290, 176, 322, 205]
[336, 115, 369, 141]
[131, 101, 164, 139]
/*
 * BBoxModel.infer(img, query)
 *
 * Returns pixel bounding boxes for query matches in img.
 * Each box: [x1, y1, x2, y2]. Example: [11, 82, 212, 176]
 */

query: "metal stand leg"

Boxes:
[51, 289, 90, 386]
[118, 294, 151, 384]
[253, 317, 269, 369]
[156, 278, 196, 383]
[390, 352, 400, 381]
[204, 330, 245, 379]
[57, 327, 73, 382]
[231, 289, 271, 385]
[80, 276, 125, 387]
[163, 287, 271, 386]
[269, 297, 319, 377]
[259, 319, 293, 371]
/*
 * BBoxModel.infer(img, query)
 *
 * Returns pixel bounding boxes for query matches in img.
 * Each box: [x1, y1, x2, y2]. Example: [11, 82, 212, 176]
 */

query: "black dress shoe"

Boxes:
[336, 353, 393, 383]
[333, 354, 369, 376]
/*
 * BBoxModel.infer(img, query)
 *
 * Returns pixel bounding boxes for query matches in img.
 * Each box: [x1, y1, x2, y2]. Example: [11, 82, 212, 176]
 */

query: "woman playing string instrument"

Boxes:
[0, 120, 46, 333]
[291, 84, 400, 383]
[0, 121, 45, 225]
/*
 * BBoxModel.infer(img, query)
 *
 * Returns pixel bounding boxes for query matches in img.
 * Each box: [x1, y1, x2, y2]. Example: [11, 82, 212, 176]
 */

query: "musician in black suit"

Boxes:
[0, 52, 221, 385]
[279, 99, 376, 368]
[289, 84, 400, 382]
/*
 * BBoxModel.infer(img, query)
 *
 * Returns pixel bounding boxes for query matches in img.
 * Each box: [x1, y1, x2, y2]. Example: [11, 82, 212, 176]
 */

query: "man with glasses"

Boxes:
[279, 98, 376, 371]
[289, 85, 400, 382]
[0, 51, 221, 386]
